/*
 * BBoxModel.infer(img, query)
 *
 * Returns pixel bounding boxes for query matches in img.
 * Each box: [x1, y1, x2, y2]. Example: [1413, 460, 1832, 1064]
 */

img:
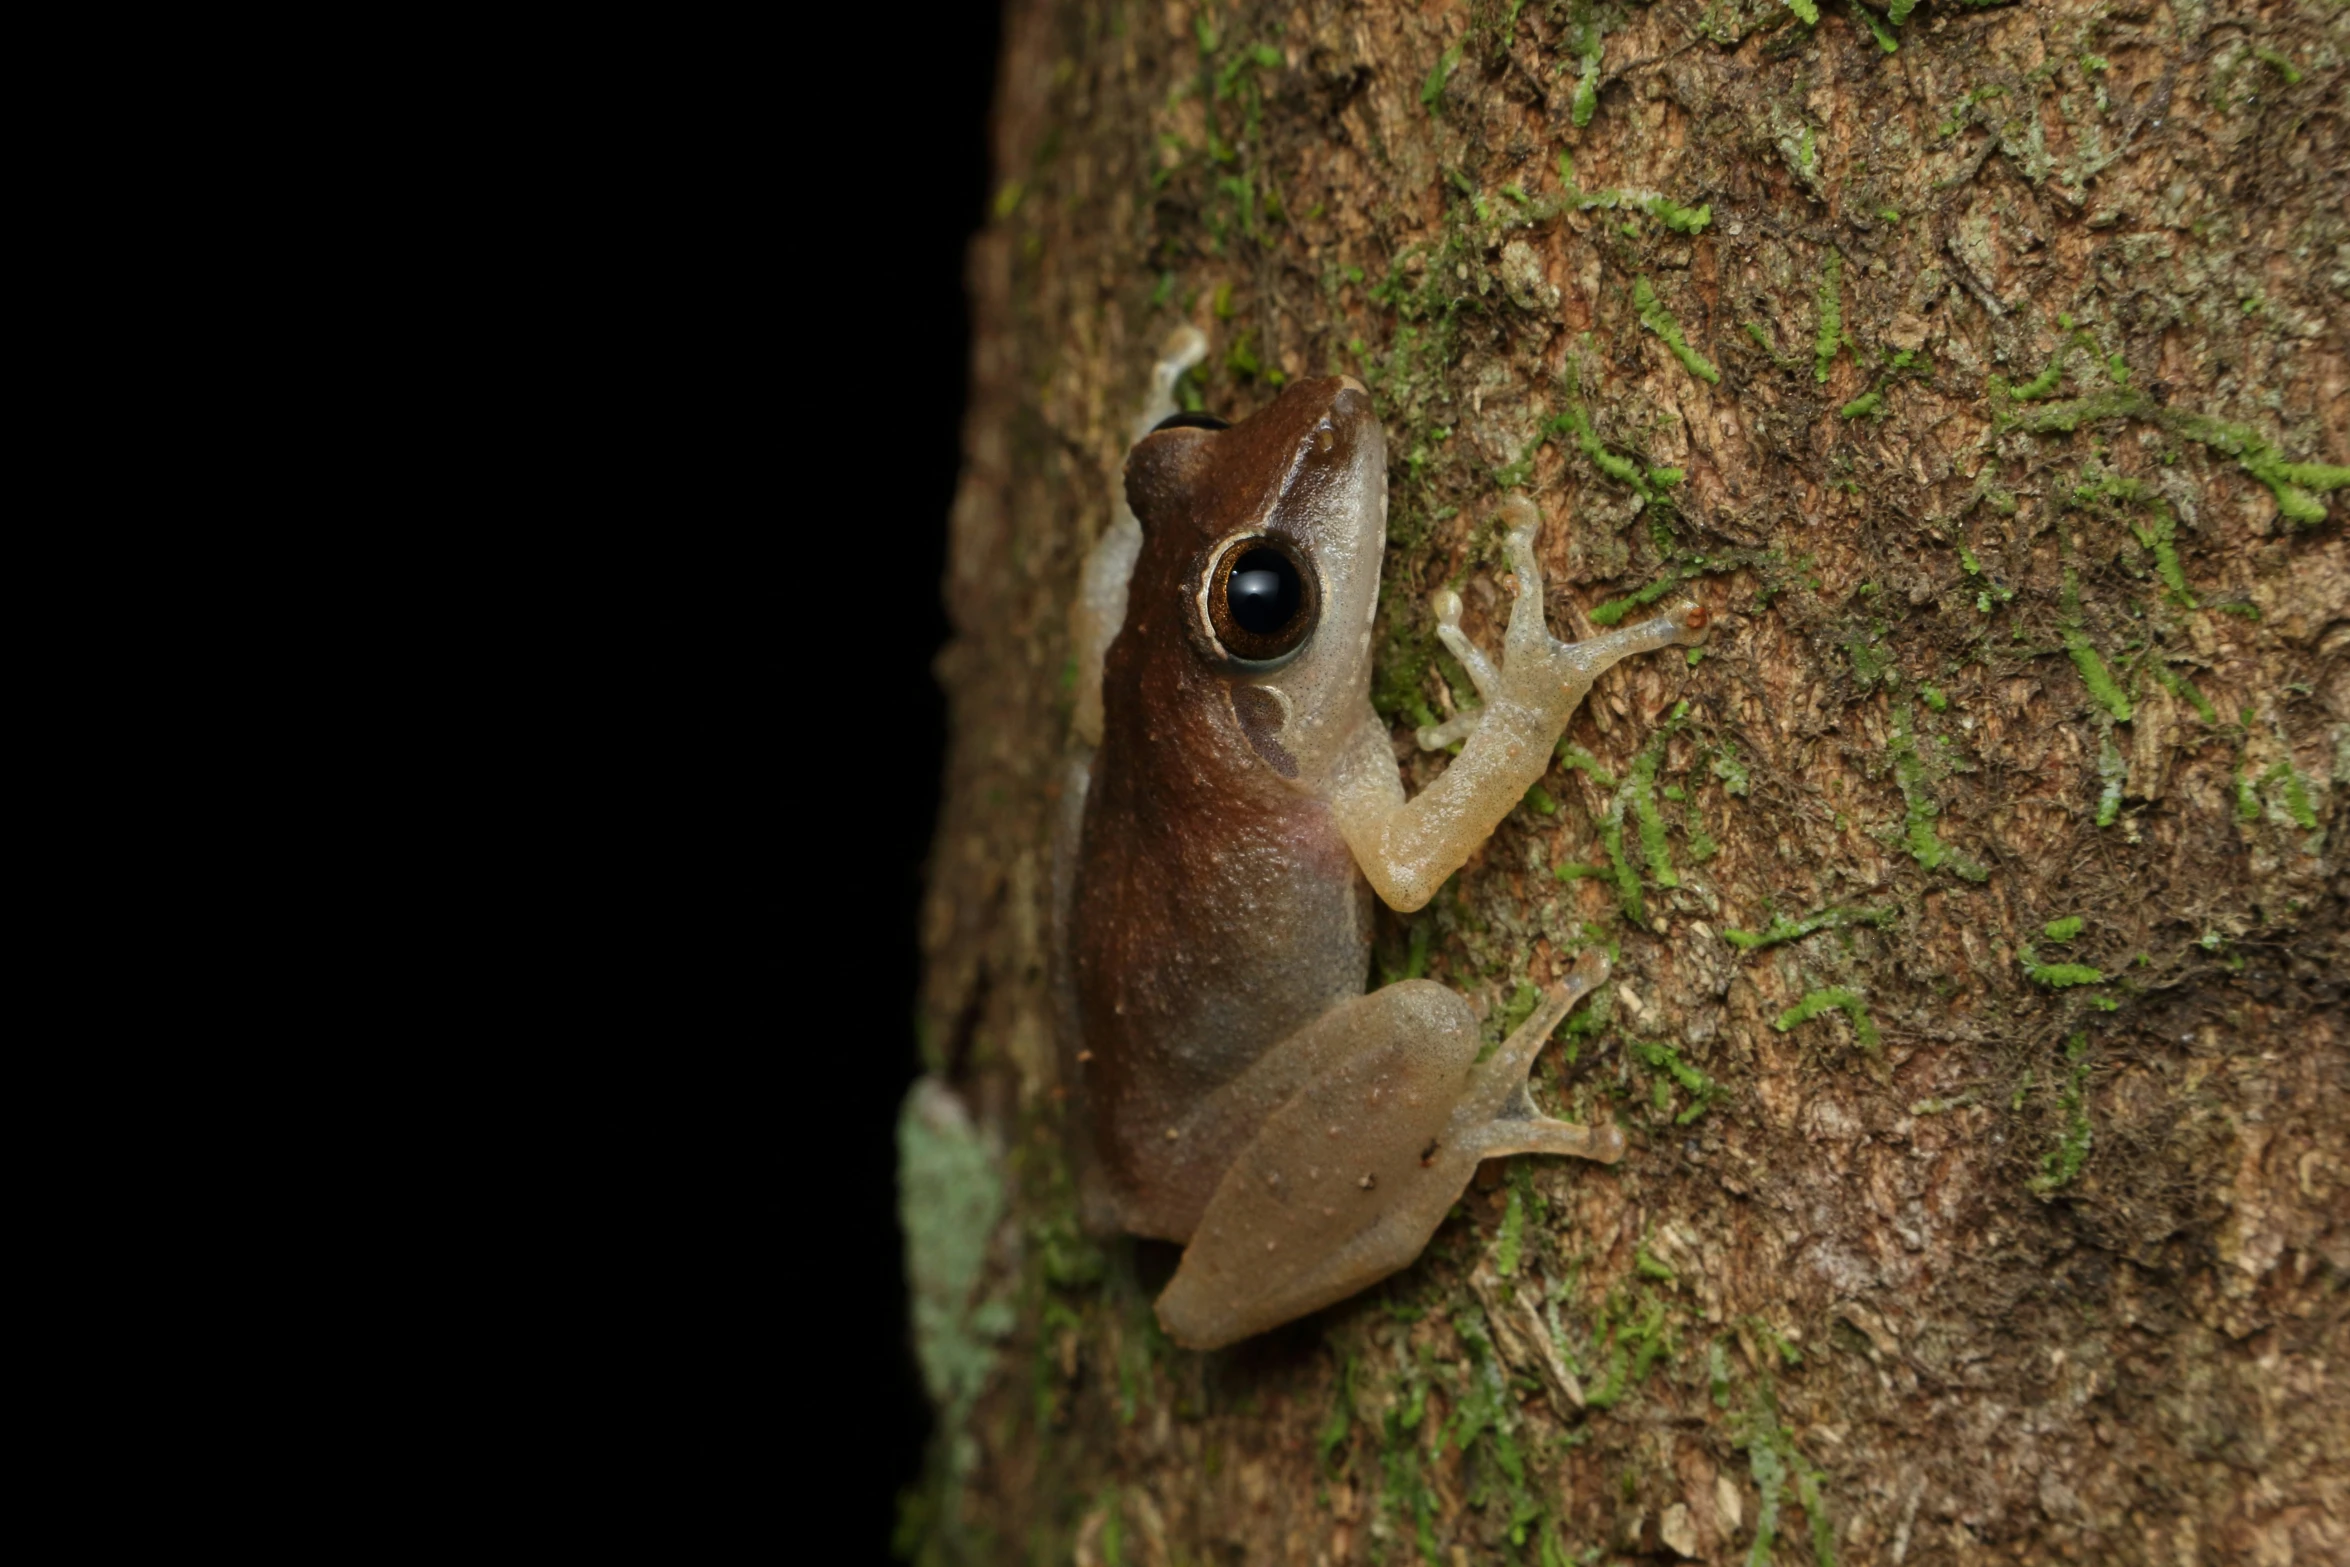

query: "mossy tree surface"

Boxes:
[911, 2, 2347, 1562]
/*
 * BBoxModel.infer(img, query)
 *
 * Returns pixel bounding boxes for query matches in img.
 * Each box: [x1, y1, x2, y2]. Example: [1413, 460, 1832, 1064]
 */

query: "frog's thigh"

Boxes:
[1154, 979, 1489, 1350]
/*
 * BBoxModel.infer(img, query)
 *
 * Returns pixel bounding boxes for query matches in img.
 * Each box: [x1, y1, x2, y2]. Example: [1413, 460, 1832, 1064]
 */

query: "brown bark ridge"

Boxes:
[901, 2, 2349, 1562]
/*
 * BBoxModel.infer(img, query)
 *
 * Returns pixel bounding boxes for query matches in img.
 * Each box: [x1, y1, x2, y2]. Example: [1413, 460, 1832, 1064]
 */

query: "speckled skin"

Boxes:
[1058, 355, 1708, 1349]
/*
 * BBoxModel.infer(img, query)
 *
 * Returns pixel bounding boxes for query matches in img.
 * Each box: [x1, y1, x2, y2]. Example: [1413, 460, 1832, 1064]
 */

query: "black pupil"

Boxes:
[1227, 548, 1301, 635]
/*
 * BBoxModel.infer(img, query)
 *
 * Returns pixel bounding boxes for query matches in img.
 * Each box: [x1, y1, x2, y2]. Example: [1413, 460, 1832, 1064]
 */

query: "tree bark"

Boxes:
[904, 2, 2348, 1562]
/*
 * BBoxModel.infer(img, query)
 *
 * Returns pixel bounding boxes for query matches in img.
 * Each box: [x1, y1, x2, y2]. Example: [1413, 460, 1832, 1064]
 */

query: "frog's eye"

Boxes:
[1207, 534, 1318, 664]
[1150, 411, 1231, 433]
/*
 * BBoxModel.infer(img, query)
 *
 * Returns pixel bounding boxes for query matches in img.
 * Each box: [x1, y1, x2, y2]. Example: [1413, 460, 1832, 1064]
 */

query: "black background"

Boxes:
[830, 7, 1004, 1546]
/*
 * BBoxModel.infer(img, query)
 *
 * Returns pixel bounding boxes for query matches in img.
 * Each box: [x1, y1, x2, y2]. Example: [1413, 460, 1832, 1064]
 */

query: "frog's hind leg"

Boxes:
[1149, 979, 1483, 1348]
[1151, 962, 1617, 1350]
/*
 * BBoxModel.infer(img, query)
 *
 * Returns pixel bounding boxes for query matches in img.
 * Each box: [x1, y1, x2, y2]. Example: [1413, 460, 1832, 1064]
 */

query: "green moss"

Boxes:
[1598, 793, 1644, 924]
[2010, 360, 2065, 401]
[2068, 474, 2193, 604]
[1839, 390, 1884, 420]
[1421, 43, 1461, 112]
[2252, 46, 2303, 85]
[2235, 761, 2265, 824]
[1634, 1244, 1677, 1282]
[2042, 916, 2083, 942]
[2276, 460, 2350, 490]
[1712, 749, 1751, 796]
[2152, 661, 2219, 723]
[1742, 319, 1798, 370]
[1639, 195, 1713, 234]
[1601, 721, 1688, 907]
[1852, 0, 1898, 52]
[2063, 629, 2130, 721]
[1732, 1380, 1836, 1567]
[2135, 510, 2191, 603]
[2016, 392, 2346, 525]
[1493, 1177, 1527, 1276]
[1783, 0, 1820, 25]
[2276, 765, 2319, 831]
[1891, 703, 1988, 880]
[1380, 920, 1433, 987]
[1845, 633, 1891, 688]
[2060, 571, 2133, 722]
[1590, 571, 1689, 626]
[1632, 1038, 1722, 1123]
[1634, 276, 1721, 384]
[1583, 1291, 1672, 1411]
[1523, 781, 1559, 816]
[2009, 389, 2145, 435]
[1814, 250, 1843, 384]
[1920, 684, 1948, 711]
[1724, 904, 1895, 951]
[2019, 943, 2104, 987]
[1378, 1372, 1442, 1564]
[1549, 402, 1663, 503]
[1775, 987, 1883, 1053]
[1556, 742, 1618, 790]
[2028, 1035, 2094, 1194]
[2245, 760, 2322, 831]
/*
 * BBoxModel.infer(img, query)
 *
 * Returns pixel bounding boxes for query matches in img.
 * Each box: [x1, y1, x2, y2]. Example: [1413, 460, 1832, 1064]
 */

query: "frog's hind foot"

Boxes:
[1456, 947, 1625, 1165]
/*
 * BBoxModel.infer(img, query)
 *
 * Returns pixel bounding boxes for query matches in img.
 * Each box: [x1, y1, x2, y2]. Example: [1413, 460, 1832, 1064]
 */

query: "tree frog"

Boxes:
[1053, 329, 1708, 1349]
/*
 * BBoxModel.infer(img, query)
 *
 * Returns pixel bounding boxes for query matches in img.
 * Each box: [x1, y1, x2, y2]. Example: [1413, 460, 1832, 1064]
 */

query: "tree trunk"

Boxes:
[903, 2, 2348, 1562]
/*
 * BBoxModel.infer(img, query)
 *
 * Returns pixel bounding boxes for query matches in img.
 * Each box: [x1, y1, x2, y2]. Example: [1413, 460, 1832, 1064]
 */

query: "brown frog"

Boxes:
[1054, 332, 1707, 1348]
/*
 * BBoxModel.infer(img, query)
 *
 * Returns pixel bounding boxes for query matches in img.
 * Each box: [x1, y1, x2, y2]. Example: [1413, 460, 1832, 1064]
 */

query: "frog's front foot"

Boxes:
[1414, 588, 1491, 750]
[1426, 496, 1710, 738]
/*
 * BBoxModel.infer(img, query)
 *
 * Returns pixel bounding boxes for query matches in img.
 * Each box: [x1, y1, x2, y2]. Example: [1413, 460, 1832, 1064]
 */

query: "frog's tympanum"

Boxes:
[1054, 330, 1708, 1349]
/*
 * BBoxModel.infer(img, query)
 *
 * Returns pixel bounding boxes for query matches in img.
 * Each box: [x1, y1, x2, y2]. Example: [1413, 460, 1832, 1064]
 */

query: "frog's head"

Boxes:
[1124, 375, 1385, 777]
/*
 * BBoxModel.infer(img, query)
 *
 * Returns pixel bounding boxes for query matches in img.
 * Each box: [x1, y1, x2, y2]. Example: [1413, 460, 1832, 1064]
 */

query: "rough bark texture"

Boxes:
[903, 2, 2349, 1563]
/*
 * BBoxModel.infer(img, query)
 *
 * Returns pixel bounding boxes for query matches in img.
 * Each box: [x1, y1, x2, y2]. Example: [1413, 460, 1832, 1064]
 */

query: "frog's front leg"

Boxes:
[1334, 495, 1709, 912]
[1153, 950, 1617, 1350]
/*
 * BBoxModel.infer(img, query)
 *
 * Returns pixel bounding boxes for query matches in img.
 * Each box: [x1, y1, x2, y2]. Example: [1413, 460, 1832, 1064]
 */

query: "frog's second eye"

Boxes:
[1208, 536, 1317, 663]
[1151, 411, 1232, 433]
